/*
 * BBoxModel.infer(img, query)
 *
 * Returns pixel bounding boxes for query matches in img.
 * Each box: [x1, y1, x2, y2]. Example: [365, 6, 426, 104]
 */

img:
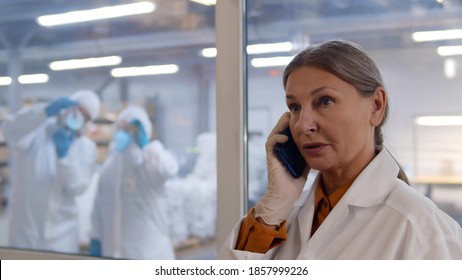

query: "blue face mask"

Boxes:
[114, 129, 132, 152]
[65, 110, 85, 131]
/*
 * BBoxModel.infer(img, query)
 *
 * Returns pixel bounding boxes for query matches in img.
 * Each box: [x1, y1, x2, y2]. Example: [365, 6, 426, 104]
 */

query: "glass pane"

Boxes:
[246, 0, 462, 225]
[0, 0, 216, 259]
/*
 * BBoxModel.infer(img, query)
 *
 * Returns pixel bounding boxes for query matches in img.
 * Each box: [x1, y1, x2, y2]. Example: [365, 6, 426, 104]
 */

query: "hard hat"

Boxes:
[70, 89, 101, 120]
[116, 105, 153, 139]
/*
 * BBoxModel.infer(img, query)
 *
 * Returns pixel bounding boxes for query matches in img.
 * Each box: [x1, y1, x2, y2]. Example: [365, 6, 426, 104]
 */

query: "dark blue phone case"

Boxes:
[274, 127, 306, 178]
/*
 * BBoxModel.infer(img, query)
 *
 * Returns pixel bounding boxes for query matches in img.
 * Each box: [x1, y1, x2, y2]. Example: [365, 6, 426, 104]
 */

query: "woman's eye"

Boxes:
[288, 103, 300, 113]
[319, 96, 333, 107]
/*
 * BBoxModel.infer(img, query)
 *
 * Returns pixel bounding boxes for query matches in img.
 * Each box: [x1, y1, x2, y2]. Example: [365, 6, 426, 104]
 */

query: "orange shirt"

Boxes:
[310, 177, 353, 236]
[235, 177, 354, 253]
[234, 208, 288, 253]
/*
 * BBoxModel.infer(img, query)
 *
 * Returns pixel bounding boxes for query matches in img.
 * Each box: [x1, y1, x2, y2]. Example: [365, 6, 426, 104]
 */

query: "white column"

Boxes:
[215, 0, 247, 249]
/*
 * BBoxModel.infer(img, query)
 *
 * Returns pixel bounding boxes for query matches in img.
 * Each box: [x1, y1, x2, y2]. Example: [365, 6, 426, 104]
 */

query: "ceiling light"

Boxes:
[415, 116, 462, 126]
[201, 48, 217, 58]
[200, 42, 293, 58]
[0, 77, 12, 86]
[111, 64, 179, 77]
[412, 29, 462, 42]
[18, 74, 49, 84]
[37, 1, 156, 27]
[190, 0, 216, 6]
[50, 56, 122, 71]
[444, 58, 457, 79]
[251, 56, 294, 68]
[247, 42, 293, 54]
[437, 45, 462, 56]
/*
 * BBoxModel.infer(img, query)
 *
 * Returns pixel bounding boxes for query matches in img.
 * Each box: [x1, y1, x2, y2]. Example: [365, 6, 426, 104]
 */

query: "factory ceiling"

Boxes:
[0, 0, 461, 79]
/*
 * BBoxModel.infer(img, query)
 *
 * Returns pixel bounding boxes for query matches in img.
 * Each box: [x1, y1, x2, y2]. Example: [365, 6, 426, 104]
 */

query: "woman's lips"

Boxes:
[303, 143, 327, 155]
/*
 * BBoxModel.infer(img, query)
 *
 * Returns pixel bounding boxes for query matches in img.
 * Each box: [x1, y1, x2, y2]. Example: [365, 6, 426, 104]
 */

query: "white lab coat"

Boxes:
[3, 104, 97, 254]
[217, 149, 462, 259]
[91, 140, 179, 259]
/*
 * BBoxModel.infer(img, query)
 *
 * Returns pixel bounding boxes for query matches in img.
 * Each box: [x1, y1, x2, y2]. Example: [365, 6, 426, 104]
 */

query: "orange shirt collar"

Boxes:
[314, 176, 355, 211]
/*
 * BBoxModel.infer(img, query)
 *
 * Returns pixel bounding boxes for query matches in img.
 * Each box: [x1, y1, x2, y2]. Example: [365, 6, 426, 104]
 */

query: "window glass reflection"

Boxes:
[246, 0, 462, 226]
[0, 0, 217, 259]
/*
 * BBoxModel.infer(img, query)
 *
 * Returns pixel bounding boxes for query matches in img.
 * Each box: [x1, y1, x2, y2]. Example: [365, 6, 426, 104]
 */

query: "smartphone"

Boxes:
[274, 127, 306, 178]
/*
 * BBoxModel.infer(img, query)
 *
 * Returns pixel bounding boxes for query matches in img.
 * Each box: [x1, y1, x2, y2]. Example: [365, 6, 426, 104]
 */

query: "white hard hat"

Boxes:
[116, 105, 153, 139]
[70, 89, 101, 120]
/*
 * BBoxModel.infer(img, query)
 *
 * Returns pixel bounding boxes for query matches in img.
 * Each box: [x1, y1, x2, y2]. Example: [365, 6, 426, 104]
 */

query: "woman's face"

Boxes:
[285, 66, 380, 176]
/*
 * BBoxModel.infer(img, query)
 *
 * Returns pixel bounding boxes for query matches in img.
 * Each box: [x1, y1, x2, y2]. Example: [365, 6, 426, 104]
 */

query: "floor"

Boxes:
[175, 238, 217, 260]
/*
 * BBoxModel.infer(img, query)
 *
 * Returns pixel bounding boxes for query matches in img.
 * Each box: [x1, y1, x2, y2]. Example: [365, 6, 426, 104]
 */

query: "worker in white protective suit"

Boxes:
[3, 90, 101, 254]
[90, 105, 179, 259]
[217, 40, 462, 260]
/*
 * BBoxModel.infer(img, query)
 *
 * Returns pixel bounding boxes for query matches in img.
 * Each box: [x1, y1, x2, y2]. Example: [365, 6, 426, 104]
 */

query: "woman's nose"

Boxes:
[294, 109, 317, 133]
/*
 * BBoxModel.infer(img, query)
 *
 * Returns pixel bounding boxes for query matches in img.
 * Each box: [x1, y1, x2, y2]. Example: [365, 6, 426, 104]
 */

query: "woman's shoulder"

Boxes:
[387, 179, 436, 211]
[386, 178, 462, 241]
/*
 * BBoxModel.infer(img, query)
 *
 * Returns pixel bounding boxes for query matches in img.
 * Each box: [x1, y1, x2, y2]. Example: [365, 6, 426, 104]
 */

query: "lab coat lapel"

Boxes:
[300, 188, 351, 259]
[297, 149, 400, 259]
[296, 178, 317, 247]
[273, 183, 315, 259]
[342, 149, 399, 208]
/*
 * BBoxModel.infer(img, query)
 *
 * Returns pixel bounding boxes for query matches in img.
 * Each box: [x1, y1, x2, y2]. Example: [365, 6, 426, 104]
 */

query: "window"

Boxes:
[0, 0, 217, 259]
[246, 0, 462, 225]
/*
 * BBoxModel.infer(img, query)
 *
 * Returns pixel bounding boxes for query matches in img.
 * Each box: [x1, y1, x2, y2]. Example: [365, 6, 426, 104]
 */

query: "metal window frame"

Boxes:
[215, 0, 248, 248]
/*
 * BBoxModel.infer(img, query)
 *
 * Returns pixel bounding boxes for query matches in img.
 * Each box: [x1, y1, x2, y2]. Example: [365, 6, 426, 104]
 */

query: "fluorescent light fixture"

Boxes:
[437, 45, 462, 56]
[412, 29, 462, 42]
[201, 48, 217, 58]
[415, 116, 462, 126]
[50, 56, 122, 71]
[444, 58, 457, 79]
[37, 1, 156, 27]
[0, 76, 12, 86]
[247, 42, 293, 55]
[251, 56, 294, 68]
[18, 74, 49, 84]
[190, 0, 216, 6]
[200, 42, 294, 58]
[111, 64, 179, 77]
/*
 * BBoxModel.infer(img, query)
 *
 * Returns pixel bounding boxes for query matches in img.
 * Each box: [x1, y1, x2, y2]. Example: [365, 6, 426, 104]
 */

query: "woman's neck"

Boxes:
[321, 146, 377, 196]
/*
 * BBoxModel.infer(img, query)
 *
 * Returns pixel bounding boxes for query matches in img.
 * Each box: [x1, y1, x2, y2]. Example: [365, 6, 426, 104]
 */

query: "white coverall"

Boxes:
[3, 104, 98, 253]
[217, 149, 462, 259]
[91, 106, 179, 259]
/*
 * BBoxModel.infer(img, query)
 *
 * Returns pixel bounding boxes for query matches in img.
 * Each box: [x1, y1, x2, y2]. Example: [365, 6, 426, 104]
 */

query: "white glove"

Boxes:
[254, 112, 310, 226]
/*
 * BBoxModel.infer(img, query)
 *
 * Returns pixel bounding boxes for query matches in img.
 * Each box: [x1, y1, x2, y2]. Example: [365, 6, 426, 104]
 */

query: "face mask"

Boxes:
[65, 110, 85, 131]
[114, 129, 132, 152]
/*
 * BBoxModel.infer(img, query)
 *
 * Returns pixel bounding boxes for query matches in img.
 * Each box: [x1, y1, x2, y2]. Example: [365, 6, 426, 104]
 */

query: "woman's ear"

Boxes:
[370, 87, 387, 126]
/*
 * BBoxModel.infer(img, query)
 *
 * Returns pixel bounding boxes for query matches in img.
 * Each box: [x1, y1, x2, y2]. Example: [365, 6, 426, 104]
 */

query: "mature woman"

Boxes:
[217, 40, 462, 259]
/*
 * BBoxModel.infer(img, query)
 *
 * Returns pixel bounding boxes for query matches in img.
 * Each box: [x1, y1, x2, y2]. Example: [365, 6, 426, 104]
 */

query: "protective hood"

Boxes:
[70, 90, 101, 120]
[116, 105, 153, 139]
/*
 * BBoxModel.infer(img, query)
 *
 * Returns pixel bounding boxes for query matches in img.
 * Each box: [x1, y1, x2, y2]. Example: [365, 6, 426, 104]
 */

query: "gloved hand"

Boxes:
[131, 119, 148, 148]
[52, 127, 76, 158]
[89, 239, 102, 257]
[254, 112, 310, 226]
[45, 97, 78, 117]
